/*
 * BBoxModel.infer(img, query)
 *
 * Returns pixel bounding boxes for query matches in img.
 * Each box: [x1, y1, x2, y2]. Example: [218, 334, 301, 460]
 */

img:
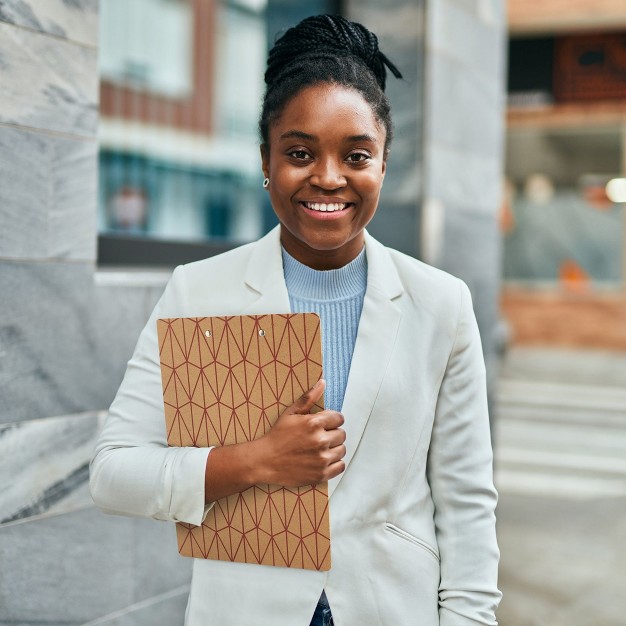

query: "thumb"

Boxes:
[291, 379, 325, 415]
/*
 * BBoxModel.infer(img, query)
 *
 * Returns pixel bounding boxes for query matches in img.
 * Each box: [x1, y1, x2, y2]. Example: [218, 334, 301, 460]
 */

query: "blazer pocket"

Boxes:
[384, 523, 440, 563]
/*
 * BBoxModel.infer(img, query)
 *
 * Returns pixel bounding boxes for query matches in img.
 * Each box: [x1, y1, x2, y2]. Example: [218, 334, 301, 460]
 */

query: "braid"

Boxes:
[265, 15, 401, 91]
[260, 14, 402, 151]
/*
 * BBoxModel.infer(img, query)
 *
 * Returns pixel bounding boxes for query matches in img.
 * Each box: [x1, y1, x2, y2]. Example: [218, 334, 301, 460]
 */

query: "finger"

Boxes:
[291, 379, 325, 415]
[327, 429, 346, 448]
[326, 443, 346, 463]
[315, 411, 344, 430]
[326, 460, 346, 480]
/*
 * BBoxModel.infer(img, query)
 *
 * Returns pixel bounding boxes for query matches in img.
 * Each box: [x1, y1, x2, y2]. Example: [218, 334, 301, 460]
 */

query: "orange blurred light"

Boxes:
[559, 259, 590, 292]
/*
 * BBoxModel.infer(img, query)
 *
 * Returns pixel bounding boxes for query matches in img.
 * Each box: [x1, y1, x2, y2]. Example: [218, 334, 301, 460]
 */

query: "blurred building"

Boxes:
[0, 1, 505, 623]
[502, 0, 626, 350]
[98, 0, 270, 246]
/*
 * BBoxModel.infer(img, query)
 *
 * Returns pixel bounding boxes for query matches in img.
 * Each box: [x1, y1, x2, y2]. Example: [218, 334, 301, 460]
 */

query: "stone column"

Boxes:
[422, 0, 507, 421]
[0, 2, 190, 623]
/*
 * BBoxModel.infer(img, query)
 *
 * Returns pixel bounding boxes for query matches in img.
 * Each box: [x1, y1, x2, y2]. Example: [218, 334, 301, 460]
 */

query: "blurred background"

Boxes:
[0, 0, 625, 624]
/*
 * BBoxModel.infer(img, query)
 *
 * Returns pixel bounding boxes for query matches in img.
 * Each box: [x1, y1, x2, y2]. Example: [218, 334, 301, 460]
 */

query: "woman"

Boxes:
[90, 14, 501, 626]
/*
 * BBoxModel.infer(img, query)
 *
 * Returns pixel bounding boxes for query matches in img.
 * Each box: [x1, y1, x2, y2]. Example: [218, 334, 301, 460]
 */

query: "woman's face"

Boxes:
[261, 83, 387, 270]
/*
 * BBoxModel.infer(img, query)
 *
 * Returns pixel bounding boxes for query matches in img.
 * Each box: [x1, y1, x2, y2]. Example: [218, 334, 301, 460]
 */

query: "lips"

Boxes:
[300, 201, 352, 212]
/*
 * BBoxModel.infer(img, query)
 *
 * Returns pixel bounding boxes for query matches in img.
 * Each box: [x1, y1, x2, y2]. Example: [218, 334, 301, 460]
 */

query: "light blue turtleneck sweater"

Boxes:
[282, 246, 368, 616]
[281, 247, 368, 413]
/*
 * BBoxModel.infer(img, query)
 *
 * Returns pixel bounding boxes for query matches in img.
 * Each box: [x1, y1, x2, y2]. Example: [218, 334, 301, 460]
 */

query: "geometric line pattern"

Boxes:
[157, 314, 330, 570]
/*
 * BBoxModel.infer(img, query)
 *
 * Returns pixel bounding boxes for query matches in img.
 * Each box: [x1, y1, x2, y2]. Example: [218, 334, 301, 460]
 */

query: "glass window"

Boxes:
[98, 0, 270, 246]
[100, 0, 194, 98]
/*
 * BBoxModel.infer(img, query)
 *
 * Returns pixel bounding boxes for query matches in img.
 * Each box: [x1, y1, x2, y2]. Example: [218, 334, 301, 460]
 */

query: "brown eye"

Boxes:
[347, 152, 370, 163]
[289, 150, 311, 160]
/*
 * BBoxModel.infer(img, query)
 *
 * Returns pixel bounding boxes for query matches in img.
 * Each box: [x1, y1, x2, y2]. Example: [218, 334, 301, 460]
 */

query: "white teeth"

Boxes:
[303, 202, 348, 212]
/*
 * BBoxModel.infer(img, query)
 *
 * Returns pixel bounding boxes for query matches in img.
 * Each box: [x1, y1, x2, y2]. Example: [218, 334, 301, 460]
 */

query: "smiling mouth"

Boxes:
[300, 201, 352, 212]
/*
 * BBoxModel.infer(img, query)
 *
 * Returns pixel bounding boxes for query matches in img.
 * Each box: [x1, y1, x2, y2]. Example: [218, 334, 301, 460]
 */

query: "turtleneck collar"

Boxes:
[281, 246, 368, 301]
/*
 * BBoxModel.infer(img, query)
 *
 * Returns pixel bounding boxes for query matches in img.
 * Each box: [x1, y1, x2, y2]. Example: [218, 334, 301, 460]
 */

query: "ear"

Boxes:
[381, 151, 388, 178]
[260, 144, 269, 179]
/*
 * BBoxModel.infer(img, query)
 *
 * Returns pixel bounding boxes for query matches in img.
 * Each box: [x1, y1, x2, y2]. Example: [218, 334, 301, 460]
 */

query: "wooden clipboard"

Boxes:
[157, 314, 331, 571]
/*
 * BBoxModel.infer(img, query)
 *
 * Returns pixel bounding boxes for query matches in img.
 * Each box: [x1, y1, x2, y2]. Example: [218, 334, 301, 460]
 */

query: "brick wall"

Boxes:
[508, 0, 626, 34]
[501, 288, 626, 350]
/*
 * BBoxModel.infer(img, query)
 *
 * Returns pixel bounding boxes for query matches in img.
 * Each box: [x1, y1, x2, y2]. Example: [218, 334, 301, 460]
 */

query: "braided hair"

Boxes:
[259, 14, 403, 152]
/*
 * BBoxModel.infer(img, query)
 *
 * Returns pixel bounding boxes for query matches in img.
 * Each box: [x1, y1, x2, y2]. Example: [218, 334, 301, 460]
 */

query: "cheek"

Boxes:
[270, 168, 306, 198]
[270, 158, 294, 181]
[362, 172, 385, 196]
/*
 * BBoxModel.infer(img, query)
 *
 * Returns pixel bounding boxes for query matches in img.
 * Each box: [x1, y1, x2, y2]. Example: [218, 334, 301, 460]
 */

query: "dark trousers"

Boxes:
[309, 601, 334, 626]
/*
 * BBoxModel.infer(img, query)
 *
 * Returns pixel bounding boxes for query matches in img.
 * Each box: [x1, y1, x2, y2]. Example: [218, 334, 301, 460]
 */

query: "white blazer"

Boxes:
[90, 226, 501, 626]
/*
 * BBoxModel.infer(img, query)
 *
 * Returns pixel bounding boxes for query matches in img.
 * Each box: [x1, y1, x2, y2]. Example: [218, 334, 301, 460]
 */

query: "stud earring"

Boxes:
[263, 177, 270, 189]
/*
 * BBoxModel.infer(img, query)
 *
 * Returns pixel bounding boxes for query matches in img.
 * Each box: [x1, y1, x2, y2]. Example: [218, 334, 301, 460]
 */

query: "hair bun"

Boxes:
[265, 14, 402, 91]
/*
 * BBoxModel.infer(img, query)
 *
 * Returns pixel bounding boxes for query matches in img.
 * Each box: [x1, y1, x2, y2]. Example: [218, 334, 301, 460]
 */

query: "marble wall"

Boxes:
[0, 1, 190, 623]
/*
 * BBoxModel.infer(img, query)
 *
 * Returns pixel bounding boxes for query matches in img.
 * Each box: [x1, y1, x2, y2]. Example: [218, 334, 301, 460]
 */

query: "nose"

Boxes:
[309, 157, 347, 190]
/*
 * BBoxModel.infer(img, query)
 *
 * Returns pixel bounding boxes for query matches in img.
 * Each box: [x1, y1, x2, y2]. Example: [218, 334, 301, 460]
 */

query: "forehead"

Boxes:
[270, 83, 385, 143]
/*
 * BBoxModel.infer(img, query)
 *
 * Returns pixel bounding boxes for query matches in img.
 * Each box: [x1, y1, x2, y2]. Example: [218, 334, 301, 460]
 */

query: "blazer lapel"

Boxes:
[240, 226, 291, 315]
[328, 233, 404, 498]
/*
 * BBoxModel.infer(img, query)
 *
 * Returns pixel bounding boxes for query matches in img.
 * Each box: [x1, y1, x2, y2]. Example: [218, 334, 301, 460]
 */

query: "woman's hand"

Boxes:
[254, 379, 347, 487]
[204, 379, 346, 503]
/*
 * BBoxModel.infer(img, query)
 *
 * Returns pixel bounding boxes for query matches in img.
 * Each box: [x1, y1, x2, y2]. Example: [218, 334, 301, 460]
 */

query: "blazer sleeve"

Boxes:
[89, 266, 213, 527]
[427, 280, 502, 626]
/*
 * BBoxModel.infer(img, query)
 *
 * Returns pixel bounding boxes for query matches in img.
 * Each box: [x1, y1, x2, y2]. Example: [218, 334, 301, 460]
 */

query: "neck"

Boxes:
[279, 227, 365, 270]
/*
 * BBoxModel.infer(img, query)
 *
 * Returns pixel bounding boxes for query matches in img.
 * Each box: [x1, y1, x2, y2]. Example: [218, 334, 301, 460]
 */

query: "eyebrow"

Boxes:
[279, 130, 317, 141]
[347, 134, 377, 143]
[279, 130, 377, 143]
